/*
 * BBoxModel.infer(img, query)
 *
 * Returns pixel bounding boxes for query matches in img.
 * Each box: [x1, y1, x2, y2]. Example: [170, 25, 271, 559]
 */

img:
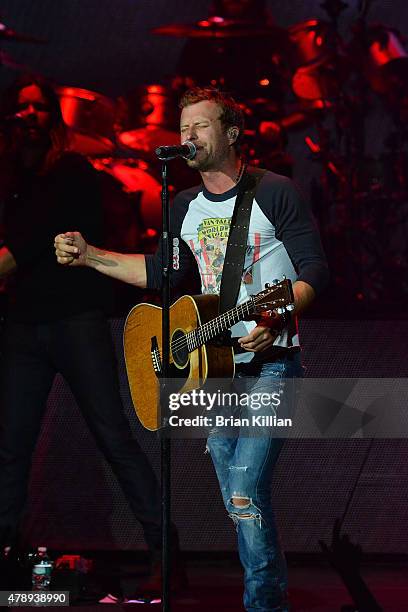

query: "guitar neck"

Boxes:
[182, 298, 255, 353]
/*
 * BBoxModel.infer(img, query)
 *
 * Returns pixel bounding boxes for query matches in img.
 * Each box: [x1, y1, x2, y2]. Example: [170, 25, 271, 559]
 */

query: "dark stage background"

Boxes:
[1, 1, 408, 167]
[23, 318, 408, 553]
[0, 1, 407, 554]
[2, 0, 407, 315]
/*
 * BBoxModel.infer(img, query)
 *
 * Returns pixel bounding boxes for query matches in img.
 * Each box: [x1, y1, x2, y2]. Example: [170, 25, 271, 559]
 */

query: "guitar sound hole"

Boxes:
[171, 329, 189, 368]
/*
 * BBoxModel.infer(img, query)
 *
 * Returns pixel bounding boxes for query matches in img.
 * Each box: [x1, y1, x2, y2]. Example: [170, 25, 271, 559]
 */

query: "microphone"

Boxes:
[155, 141, 196, 160]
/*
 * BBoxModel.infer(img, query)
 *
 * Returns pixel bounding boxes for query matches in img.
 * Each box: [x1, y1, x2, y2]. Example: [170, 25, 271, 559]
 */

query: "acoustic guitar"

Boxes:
[123, 279, 294, 430]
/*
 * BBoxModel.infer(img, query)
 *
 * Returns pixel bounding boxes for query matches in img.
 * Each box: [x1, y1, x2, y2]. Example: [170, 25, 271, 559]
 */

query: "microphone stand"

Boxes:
[156, 143, 195, 610]
[160, 160, 171, 611]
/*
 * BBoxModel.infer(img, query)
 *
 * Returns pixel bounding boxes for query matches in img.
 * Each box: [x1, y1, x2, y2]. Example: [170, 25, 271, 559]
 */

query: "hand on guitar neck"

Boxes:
[238, 279, 314, 353]
[239, 309, 286, 353]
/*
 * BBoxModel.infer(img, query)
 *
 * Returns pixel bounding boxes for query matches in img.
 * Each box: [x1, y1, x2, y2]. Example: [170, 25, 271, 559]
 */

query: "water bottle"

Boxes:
[31, 547, 53, 591]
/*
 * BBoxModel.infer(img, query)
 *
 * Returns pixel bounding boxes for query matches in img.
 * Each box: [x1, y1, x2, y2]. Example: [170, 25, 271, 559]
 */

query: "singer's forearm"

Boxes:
[86, 245, 147, 287]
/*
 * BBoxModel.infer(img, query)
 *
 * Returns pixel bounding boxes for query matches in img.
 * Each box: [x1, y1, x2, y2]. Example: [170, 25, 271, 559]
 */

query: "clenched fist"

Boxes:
[54, 231, 88, 266]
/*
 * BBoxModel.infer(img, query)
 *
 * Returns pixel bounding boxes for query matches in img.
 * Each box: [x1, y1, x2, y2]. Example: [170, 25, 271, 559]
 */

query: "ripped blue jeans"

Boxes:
[206, 354, 303, 612]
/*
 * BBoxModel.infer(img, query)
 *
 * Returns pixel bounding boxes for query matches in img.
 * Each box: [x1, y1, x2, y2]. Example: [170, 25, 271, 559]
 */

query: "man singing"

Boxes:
[55, 87, 328, 611]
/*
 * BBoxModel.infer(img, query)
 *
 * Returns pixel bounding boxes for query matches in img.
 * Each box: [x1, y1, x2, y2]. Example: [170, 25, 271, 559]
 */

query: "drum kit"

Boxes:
[1, 1, 408, 261]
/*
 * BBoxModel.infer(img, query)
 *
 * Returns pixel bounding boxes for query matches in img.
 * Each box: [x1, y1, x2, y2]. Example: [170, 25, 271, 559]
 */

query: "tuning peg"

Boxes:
[281, 274, 286, 280]
[264, 283, 271, 288]
[276, 307, 285, 314]
[272, 279, 279, 285]
[286, 304, 295, 311]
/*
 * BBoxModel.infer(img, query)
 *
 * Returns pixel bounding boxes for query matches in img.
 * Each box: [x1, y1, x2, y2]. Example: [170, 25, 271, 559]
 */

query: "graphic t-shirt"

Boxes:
[146, 169, 329, 362]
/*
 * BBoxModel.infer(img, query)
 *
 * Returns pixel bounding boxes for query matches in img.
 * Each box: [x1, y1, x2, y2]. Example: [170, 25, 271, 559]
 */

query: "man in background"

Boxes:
[0, 76, 181, 598]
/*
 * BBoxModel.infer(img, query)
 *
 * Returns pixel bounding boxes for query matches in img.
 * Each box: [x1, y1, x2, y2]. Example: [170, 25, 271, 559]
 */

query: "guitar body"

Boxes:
[124, 294, 234, 431]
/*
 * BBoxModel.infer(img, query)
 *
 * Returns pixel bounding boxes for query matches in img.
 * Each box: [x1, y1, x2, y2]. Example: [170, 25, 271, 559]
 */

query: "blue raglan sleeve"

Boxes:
[257, 173, 329, 295]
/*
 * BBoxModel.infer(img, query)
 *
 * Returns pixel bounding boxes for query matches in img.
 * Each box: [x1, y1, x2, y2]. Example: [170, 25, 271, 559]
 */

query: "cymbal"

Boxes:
[0, 22, 47, 44]
[152, 16, 286, 39]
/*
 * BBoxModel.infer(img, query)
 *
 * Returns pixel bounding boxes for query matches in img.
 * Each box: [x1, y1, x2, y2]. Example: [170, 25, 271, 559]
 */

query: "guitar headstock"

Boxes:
[251, 278, 295, 314]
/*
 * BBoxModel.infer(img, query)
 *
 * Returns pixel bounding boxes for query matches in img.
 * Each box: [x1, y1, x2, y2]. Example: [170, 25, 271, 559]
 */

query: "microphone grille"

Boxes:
[183, 140, 196, 159]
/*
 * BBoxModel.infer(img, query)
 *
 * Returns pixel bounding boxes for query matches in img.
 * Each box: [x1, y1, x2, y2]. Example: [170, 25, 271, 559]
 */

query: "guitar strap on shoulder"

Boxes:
[218, 166, 266, 315]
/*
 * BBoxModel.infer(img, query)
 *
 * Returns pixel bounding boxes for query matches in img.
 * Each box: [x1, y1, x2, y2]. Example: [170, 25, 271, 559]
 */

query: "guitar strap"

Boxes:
[218, 166, 266, 315]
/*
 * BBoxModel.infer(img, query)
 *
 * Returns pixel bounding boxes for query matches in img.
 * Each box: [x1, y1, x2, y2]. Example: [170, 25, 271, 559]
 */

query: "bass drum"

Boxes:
[90, 157, 162, 240]
[92, 157, 198, 232]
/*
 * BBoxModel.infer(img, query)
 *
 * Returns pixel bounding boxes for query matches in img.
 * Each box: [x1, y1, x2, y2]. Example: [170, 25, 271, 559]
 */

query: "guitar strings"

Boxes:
[168, 300, 252, 355]
[152, 301, 252, 362]
[154, 290, 286, 359]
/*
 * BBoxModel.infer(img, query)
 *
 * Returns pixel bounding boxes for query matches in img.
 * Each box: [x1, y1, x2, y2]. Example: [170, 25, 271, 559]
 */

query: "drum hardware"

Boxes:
[288, 19, 338, 69]
[305, 135, 346, 182]
[287, 16, 351, 103]
[152, 15, 292, 167]
[154, 13, 290, 101]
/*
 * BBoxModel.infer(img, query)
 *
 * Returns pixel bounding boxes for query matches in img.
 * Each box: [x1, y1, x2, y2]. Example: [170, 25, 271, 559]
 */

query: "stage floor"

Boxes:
[14, 555, 406, 611]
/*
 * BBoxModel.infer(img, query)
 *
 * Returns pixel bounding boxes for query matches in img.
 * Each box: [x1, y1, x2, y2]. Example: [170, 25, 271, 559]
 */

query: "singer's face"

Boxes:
[16, 85, 52, 143]
[180, 101, 230, 171]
